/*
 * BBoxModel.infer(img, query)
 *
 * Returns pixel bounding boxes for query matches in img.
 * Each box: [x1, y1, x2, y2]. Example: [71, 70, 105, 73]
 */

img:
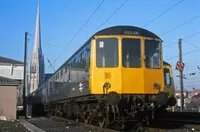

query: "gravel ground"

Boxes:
[27, 117, 199, 132]
[28, 117, 94, 132]
[145, 128, 197, 132]
[0, 117, 197, 132]
[0, 120, 29, 132]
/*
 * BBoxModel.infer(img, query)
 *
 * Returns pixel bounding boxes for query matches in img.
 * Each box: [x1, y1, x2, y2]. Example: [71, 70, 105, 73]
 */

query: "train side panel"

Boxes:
[46, 42, 91, 103]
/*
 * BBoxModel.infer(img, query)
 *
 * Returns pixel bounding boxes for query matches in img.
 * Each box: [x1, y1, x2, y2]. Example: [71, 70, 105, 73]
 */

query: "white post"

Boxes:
[26, 105, 32, 119]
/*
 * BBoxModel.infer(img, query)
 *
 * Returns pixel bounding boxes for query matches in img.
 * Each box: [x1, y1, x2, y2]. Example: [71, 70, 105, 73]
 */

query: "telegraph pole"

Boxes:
[23, 32, 28, 118]
[178, 38, 184, 112]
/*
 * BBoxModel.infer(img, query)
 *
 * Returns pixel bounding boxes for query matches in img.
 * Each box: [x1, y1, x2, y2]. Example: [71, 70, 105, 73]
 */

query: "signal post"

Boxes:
[176, 38, 185, 112]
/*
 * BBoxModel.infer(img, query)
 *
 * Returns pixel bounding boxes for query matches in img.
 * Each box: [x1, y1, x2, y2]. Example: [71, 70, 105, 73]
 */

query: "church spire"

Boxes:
[33, 3, 41, 54]
[29, 3, 45, 94]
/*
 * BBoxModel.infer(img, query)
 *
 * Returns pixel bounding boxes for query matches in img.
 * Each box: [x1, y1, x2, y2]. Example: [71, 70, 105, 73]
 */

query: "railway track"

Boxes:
[28, 111, 200, 132]
[49, 116, 121, 132]
[49, 116, 200, 132]
[49, 112, 200, 132]
[149, 111, 200, 131]
[156, 112, 200, 124]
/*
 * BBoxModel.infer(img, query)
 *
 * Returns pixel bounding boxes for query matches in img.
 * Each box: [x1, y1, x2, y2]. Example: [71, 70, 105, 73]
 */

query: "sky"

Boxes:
[0, 0, 200, 91]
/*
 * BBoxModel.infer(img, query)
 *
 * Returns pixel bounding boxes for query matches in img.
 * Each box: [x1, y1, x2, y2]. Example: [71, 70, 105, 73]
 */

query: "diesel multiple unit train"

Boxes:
[27, 26, 176, 129]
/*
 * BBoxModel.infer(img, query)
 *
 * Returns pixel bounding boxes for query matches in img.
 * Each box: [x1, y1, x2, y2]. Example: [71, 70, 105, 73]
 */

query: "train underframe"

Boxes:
[42, 91, 176, 130]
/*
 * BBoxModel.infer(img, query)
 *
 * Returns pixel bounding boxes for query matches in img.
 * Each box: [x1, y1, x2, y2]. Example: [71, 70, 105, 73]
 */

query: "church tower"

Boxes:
[29, 4, 45, 94]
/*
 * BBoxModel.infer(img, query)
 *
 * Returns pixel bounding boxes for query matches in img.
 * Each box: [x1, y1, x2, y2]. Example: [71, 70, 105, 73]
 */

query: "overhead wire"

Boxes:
[95, 0, 129, 32]
[165, 40, 199, 64]
[159, 10, 200, 49]
[143, 0, 185, 27]
[181, 60, 200, 66]
[183, 30, 200, 39]
[177, 68, 200, 78]
[184, 80, 200, 84]
[183, 40, 200, 49]
[163, 30, 200, 48]
[168, 40, 200, 89]
[174, 68, 200, 88]
[54, 0, 129, 68]
[165, 48, 200, 61]
[41, 0, 199, 79]
[54, 0, 105, 63]
[159, 13, 200, 36]
[166, 55, 200, 88]
[170, 60, 200, 74]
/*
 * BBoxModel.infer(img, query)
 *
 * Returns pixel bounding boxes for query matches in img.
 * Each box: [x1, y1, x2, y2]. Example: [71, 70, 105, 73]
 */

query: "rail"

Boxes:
[50, 116, 120, 132]
[149, 111, 200, 130]
[157, 112, 200, 124]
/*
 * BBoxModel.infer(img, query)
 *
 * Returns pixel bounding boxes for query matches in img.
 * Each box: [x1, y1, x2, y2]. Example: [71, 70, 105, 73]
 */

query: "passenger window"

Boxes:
[80, 52, 84, 62]
[65, 65, 68, 73]
[164, 68, 171, 86]
[73, 58, 76, 68]
[122, 38, 141, 68]
[85, 48, 90, 72]
[61, 69, 63, 77]
[80, 51, 86, 68]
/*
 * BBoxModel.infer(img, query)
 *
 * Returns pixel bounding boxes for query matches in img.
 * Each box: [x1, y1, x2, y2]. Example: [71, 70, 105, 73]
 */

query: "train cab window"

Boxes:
[80, 51, 86, 68]
[96, 38, 118, 68]
[164, 68, 171, 86]
[145, 40, 161, 69]
[122, 38, 141, 68]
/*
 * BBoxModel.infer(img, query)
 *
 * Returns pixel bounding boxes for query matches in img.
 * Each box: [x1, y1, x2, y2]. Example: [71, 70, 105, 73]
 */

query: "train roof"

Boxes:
[163, 61, 171, 66]
[94, 26, 161, 40]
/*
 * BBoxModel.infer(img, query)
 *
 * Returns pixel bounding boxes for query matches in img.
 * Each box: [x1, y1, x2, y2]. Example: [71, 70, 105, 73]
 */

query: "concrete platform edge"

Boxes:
[19, 119, 46, 132]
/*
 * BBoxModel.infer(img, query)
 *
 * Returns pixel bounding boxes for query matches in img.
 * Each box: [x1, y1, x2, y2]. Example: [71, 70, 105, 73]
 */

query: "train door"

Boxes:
[143, 39, 164, 94]
[163, 65, 175, 97]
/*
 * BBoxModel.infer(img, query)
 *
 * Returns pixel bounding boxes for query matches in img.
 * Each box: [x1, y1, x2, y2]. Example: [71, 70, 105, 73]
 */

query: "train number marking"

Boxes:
[79, 82, 83, 92]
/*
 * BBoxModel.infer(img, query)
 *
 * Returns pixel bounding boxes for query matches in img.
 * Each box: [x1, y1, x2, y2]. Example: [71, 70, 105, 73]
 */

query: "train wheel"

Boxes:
[83, 114, 90, 124]
[119, 117, 125, 130]
[98, 116, 106, 128]
[84, 118, 89, 124]
[97, 100, 109, 128]
[134, 122, 144, 132]
[47, 112, 50, 118]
